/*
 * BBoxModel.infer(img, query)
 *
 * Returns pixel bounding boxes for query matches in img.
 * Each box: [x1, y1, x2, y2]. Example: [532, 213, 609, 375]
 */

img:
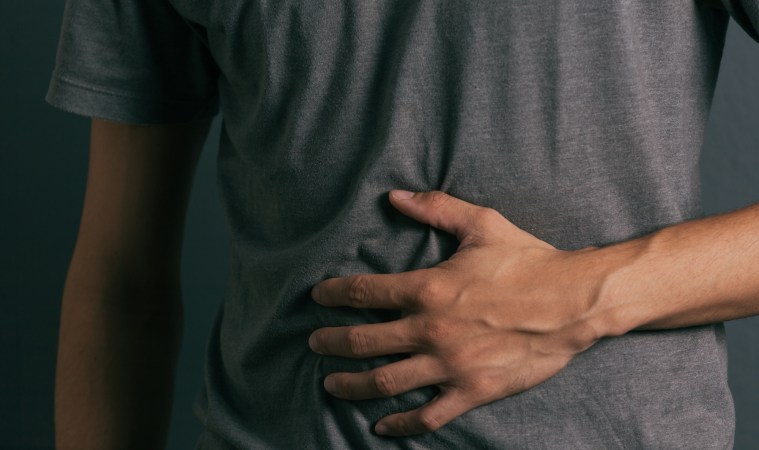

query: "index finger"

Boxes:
[312, 270, 434, 310]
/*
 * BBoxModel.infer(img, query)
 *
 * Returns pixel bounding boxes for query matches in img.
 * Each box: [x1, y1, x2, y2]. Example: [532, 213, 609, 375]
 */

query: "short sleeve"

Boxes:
[720, 0, 759, 41]
[46, 0, 219, 124]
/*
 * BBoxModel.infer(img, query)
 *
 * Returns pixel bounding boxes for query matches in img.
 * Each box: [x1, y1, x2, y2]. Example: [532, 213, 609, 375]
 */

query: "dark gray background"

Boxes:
[1, 1, 757, 448]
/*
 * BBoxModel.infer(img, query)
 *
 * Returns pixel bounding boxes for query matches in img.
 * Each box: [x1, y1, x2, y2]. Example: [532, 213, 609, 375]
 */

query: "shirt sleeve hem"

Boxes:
[45, 75, 219, 124]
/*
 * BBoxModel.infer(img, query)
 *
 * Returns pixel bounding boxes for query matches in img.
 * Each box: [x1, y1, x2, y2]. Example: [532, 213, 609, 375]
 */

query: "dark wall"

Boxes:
[1, 1, 757, 448]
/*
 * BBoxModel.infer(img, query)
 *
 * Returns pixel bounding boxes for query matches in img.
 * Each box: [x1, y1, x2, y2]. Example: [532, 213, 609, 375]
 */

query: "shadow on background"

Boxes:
[1, 1, 757, 448]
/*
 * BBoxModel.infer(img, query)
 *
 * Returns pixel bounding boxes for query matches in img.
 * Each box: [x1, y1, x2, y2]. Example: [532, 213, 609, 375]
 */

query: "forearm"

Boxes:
[55, 257, 183, 450]
[53, 119, 210, 448]
[587, 202, 759, 337]
[306, 191, 759, 435]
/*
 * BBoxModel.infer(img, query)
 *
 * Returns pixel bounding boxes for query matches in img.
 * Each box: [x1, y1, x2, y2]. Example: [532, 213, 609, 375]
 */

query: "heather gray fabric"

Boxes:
[47, 1, 759, 448]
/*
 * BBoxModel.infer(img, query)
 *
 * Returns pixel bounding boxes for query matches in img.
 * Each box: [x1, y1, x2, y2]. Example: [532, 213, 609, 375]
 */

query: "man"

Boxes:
[49, 0, 759, 448]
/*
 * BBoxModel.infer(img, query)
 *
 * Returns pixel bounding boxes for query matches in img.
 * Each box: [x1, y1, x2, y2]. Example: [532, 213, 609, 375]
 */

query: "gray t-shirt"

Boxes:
[48, 1, 759, 448]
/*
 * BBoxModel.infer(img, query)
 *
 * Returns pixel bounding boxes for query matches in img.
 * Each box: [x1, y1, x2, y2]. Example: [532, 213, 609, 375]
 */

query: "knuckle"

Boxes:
[418, 318, 452, 345]
[429, 191, 452, 208]
[467, 376, 499, 402]
[371, 369, 397, 397]
[346, 275, 370, 307]
[443, 347, 467, 367]
[345, 327, 370, 356]
[395, 415, 412, 435]
[416, 278, 442, 305]
[474, 207, 503, 229]
[418, 411, 443, 432]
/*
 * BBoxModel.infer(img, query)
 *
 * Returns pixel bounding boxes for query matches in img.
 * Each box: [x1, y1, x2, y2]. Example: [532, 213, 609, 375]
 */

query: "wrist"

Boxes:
[546, 246, 626, 354]
[579, 237, 654, 339]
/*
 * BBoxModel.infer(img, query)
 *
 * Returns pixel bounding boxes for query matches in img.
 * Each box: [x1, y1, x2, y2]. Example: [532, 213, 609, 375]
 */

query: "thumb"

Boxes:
[389, 190, 483, 241]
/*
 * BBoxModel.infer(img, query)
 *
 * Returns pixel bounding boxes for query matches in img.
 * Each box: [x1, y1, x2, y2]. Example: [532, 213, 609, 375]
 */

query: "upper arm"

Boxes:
[73, 118, 212, 288]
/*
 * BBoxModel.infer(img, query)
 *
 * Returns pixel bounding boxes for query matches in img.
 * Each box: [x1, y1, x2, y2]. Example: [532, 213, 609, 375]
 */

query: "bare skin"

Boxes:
[55, 118, 211, 450]
[309, 190, 759, 437]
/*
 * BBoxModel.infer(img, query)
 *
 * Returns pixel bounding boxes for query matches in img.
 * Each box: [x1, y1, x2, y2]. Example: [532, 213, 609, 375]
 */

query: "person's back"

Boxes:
[49, 1, 759, 448]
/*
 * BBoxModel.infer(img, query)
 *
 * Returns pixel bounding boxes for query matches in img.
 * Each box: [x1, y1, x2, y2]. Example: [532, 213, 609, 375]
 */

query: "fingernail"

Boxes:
[375, 423, 389, 435]
[392, 189, 416, 200]
[308, 333, 322, 354]
[311, 285, 321, 301]
[323, 375, 336, 393]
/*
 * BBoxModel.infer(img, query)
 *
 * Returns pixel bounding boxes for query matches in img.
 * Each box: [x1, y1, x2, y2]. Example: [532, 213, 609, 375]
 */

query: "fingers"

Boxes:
[312, 270, 434, 310]
[309, 321, 416, 358]
[324, 355, 443, 400]
[388, 190, 499, 242]
[374, 389, 473, 436]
